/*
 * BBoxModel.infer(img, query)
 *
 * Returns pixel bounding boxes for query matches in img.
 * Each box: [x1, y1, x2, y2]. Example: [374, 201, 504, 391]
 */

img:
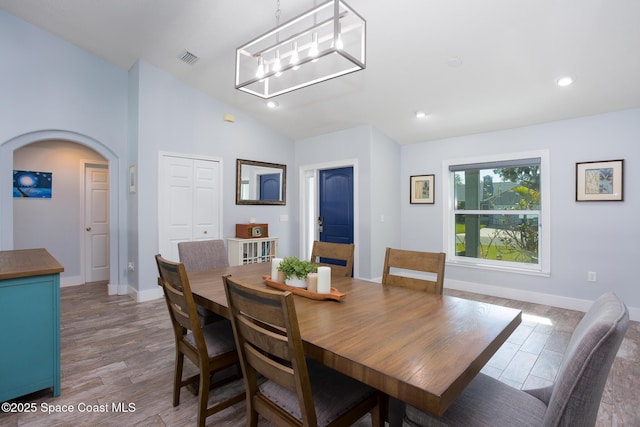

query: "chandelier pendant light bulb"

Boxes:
[273, 50, 282, 76]
[290, 42, 300, 70]
[236, 0, 366, 99]
[309, 33, 319, 58]
[255, 57, 266, 79]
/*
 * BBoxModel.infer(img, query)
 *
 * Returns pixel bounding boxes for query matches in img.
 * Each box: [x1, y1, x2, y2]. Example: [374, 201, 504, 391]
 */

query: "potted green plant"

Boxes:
[277, 256, 317, 288]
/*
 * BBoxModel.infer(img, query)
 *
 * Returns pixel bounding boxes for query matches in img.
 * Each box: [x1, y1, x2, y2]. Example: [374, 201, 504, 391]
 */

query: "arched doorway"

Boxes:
[1, 130, 123, 294]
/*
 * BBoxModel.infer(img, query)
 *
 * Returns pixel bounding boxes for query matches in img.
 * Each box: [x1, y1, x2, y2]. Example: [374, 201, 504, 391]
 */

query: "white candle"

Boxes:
[307, 273, 318, 293]
[271, 258, 282, 281]
[317, 266, 331, 294]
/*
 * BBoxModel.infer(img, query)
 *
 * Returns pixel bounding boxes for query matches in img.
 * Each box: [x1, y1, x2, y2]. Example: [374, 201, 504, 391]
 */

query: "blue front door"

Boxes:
[319, 167, 354, 251]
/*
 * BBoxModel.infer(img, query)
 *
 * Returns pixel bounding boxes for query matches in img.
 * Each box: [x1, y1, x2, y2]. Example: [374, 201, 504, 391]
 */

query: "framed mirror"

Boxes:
[236, 159, 286, 205]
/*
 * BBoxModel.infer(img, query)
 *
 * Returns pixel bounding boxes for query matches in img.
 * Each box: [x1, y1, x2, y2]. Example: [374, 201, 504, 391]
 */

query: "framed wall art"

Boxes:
[13, 170, 53, 198]
[576, 159, 623, 201]
[410, 174, 435, 204]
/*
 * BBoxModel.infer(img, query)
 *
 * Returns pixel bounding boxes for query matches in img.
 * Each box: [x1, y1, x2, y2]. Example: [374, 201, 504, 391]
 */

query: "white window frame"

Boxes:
[442, 150, 550, 276]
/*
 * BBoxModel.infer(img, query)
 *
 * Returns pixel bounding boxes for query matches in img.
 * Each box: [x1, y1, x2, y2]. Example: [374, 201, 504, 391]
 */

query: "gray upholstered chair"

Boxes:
[178, 239, 229, 271]
[398, 292, 629, 427]
[222, 274, 384, 427]
[178, 239, 229, 325]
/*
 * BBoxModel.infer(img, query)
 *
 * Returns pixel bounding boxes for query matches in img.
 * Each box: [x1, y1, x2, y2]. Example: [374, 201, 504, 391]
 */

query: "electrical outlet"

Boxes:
[128, 262, 135, 272]
[587, 272, 597, 282]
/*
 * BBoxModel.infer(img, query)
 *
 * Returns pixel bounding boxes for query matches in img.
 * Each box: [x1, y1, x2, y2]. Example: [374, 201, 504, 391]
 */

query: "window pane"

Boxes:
[455, 214, 539, 264]
[454, 165, 540, 210]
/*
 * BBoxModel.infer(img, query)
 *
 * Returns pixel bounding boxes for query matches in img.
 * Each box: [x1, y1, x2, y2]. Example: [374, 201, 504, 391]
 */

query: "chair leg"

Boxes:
[247, 405, 259, 427]
[388, 397, 405, 427]
[197, 368, 211, 427]
[371, 393, 384, 427]
[173, 351, 184, 407]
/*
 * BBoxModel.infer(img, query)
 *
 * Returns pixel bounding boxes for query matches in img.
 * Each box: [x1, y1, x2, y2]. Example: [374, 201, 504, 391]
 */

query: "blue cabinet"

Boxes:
[0, 249, 63, 402]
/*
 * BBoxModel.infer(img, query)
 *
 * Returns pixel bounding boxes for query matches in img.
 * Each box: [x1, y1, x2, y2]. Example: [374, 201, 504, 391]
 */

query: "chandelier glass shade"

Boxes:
[235, 0, 366, 99]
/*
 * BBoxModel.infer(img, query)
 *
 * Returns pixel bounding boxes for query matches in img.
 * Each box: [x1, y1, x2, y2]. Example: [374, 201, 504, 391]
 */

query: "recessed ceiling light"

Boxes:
[266, 100, 279, 109]
[556, 76, 574, 87]
[447, 56, 462, 68]
[415, 111, 428, 119]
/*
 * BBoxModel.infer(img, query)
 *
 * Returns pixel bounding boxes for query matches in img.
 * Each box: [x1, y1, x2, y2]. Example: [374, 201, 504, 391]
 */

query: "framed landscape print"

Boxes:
[410, 174, 435, 204]
[576, 159, 623, 201]
[13, 170, 53, 198]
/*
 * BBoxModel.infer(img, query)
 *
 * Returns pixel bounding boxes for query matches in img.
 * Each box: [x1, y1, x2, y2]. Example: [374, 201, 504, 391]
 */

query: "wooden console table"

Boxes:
[0, 248, 64, 402]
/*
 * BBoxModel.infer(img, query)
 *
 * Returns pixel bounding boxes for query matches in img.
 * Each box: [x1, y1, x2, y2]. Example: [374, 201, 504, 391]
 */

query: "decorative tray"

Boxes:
[262, 276, 346, 301]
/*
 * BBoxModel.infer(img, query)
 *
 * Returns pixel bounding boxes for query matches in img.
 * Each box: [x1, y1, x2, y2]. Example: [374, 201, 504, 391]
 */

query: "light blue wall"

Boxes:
[401, 109, 640, 311]
[130, 60, 295, 295]
[369, 127, 402, 278]
[2, 8, 637, 315]
[0, 9, 294, 299]
[0, 9, 129, 289]
[295, 125, 401, 279]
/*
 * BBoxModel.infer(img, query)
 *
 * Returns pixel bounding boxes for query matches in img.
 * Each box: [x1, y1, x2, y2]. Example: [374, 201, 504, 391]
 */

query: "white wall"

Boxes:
[13, 141, 106, 285]
[401, 109, 640, 316]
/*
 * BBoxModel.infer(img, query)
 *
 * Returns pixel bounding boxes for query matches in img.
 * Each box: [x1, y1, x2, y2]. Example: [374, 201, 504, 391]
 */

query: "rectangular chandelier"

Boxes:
[235, 0, 366, 99]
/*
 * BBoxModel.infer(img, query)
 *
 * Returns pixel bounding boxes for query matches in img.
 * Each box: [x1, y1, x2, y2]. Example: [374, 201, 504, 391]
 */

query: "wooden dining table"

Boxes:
[188, 262, 522, 417]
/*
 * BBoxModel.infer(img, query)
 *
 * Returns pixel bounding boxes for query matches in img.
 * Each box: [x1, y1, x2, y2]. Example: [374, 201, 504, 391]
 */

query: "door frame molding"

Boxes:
[299, 159, 359, 277]
[80, 159, 109, 285]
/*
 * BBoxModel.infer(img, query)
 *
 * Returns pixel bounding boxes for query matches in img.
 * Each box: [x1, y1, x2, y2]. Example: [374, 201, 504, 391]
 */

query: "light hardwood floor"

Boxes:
[1, 283, 637, 426]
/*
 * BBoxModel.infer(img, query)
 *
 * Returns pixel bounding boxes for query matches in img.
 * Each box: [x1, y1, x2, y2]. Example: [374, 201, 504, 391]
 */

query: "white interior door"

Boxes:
[84, 163, 109, 283]
[193, 159, 221, 240]
[159, 154, 222, 261]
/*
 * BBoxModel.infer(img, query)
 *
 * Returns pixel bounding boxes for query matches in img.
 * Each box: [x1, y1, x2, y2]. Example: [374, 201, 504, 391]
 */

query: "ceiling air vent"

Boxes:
[177, 50, 199, 65]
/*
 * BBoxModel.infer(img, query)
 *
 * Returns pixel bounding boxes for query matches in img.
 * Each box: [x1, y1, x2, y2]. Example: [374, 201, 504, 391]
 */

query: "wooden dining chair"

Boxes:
[381, 248, 446, 294]
[222, 274, 384, 427]
[178, 239, 229, 325]
[397, 292, 629, 427]
[155, 254, 244, 427]
[310, 241, 355, 277]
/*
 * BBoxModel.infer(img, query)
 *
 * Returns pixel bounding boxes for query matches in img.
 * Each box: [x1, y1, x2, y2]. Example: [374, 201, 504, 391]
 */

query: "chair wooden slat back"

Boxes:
[223, 275, 317, 425]
[156, 256, 204, 350]
[382, 248, 446, 294]
[155, 254, 243, 427]
[225, 276, 384, 427]
[310, 241, 355, 277]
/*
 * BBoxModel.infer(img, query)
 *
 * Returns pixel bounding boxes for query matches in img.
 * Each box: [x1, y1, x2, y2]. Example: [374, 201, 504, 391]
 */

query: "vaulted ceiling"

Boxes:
[2, 0, 639, 144]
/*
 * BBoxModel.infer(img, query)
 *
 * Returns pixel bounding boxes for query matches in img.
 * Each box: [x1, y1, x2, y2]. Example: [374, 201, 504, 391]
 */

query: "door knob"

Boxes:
[86, 227, 92, 232]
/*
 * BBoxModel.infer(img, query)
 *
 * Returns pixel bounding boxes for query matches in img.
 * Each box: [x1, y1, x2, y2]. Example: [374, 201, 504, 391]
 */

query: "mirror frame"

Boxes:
[236, 159, 287, 205]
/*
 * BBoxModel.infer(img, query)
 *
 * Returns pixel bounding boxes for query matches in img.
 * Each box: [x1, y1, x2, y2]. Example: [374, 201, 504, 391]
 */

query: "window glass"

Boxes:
[450, 158, 543, 270]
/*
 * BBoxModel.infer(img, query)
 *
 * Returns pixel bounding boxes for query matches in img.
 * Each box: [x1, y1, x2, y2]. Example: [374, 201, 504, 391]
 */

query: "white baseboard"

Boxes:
[445, 278, 639, 322]
[60, 275, 83, 287]
[107, 283, 128, 296]
[370, 274, 638, 322]
[133, 286, 163, 303]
